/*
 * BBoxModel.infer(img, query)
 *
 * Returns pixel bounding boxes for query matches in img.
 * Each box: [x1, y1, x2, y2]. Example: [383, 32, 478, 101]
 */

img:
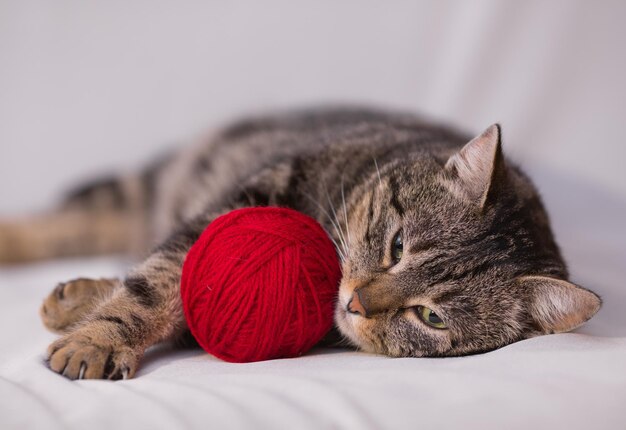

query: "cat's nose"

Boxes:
[347, 289, 368, 317]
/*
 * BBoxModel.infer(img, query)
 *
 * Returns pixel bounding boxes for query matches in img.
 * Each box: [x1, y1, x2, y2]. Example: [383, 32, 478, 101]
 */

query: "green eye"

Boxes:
[391, 230, 403, 264]
[416, 306, 447, 329]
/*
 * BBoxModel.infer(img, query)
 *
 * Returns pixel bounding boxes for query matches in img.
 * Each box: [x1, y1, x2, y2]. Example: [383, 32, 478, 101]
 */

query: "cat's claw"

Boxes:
[47, 331, 139, 380]
[78, 362, 86, 380]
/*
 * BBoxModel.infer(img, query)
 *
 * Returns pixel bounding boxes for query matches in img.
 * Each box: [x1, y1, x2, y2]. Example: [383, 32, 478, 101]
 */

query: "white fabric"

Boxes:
[1, 188, 626, 430]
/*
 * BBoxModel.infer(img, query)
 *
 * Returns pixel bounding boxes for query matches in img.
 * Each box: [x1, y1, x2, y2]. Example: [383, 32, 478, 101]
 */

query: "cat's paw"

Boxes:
[47, 330, 140, 380]
[40, 278, 119, 332]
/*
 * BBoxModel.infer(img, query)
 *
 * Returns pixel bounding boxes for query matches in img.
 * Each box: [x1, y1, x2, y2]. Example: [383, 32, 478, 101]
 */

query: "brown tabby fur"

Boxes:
[0, 107, 601, 379]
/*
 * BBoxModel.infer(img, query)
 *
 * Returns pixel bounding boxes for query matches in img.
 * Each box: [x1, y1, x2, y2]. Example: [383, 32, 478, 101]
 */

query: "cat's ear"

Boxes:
[521, 275, 601, 333]
[445, 124, 506, 208]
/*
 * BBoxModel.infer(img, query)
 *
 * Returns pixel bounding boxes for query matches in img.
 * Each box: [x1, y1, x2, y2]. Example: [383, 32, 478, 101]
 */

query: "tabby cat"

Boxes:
[0, 107, 601, 379]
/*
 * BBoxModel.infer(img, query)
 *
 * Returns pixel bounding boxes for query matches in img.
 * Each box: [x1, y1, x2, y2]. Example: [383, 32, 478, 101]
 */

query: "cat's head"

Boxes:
[335, 124, 601, 356]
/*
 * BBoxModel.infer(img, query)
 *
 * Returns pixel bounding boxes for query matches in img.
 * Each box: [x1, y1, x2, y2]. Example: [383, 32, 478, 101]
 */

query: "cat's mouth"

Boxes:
[334, 286, 369, 350]
[335, 304, 360, 348]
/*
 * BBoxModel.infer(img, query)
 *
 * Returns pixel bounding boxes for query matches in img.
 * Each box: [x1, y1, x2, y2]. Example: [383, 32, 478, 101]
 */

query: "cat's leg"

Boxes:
[0, 209, 137, 264]
[0, 154, 172, 264]
[44, 163, 288, 379]
[45, 215, 212, 380]
[40, 278, 121, 333]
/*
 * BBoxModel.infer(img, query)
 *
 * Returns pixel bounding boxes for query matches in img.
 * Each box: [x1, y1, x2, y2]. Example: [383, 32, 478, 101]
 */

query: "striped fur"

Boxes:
[0, 107, 601, 378]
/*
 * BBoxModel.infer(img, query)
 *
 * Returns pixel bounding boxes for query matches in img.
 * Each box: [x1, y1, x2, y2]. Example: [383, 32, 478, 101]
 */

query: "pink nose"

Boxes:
[347, 290, 367, 317]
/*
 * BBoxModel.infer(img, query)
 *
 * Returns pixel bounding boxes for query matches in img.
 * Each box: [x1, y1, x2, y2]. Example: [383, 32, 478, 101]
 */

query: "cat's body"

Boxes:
[0, 107, 600, 379]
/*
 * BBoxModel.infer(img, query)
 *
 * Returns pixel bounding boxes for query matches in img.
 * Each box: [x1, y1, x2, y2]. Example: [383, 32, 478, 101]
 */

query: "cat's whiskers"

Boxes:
[372, 156, 383, 188]
[340, 176, 351, 252]
[301, 191, 348, 261]
[232, 182, 256, 206]
[324, 199, 349, 260]
[334, 334, 356, 348]
[322, 182, 350, 259]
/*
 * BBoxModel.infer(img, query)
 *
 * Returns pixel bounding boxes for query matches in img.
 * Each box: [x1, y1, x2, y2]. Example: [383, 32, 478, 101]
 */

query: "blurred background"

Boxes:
[1, 1, 625, 332]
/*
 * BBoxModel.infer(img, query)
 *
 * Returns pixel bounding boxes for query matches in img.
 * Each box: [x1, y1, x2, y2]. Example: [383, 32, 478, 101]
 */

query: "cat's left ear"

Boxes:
[521, 275, 602, 333]
[445, 124, 506, 209]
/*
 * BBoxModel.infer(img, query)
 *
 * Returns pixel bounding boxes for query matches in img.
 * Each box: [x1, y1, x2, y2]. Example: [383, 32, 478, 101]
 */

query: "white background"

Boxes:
[2, 0, 625, 330]
[2, 1, 625, 212]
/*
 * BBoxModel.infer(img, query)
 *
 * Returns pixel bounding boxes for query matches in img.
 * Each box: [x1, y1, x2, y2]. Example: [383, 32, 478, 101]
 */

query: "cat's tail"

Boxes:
[0, 157, 168, 265]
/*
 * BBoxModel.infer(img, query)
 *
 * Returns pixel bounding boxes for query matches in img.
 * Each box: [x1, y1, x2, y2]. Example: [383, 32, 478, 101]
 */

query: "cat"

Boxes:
[0, 107, 601, 379]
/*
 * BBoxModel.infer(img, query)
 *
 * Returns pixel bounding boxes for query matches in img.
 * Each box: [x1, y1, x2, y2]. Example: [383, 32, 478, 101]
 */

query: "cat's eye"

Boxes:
[415, 305, 447, 329]
[391, 230, 403, 264]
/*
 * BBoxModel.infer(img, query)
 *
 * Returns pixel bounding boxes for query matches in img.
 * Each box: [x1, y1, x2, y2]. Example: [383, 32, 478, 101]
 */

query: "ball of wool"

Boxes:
[180, 207, 341, 363]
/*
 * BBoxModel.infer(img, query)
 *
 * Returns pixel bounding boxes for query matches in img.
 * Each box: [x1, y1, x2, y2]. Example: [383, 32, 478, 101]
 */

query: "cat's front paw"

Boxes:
[47, 330, 140, 380]
[40, 278, 119, 333]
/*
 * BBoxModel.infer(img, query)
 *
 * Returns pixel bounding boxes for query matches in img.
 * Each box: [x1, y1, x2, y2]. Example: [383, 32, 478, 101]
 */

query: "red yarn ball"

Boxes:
[180, 207, 341, 363]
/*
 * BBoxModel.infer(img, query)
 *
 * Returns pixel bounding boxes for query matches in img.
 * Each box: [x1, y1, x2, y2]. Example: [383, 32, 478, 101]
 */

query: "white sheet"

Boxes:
[1, 221, 625, 430]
